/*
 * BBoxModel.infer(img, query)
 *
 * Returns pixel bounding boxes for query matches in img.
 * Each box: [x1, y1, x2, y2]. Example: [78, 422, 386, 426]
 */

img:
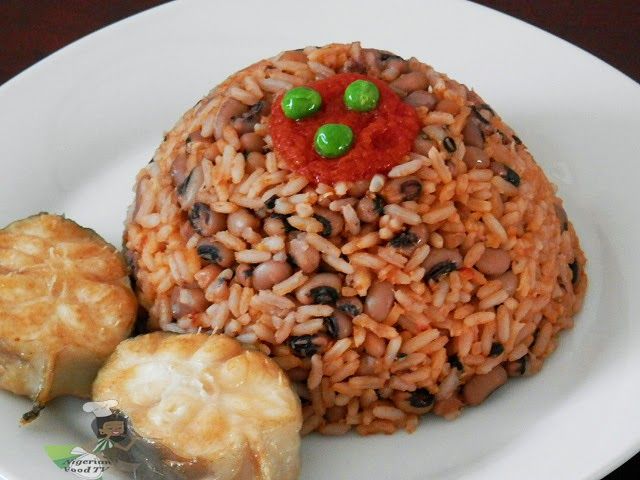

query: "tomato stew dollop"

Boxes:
[270, 73, 420, 184]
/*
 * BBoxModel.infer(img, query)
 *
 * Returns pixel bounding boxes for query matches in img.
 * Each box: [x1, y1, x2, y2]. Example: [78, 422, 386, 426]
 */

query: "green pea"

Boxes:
[344, 79, 380, 112]
[314, 124, 354, 158]
[281, 86, 322, 119]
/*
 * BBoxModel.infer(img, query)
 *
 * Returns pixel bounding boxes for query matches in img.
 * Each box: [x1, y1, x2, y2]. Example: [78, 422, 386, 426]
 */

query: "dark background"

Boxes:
[0, 0, 637, 478]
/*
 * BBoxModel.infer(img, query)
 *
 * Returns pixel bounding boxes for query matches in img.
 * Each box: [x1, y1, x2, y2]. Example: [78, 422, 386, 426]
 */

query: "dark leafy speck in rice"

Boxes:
[286, 253, 298, 268]
[310, 286, 339, 305]
[448, 354, 463, 371]
[379, 51, 404, 62]
[336, 297, 363, 317]
[196, 243, 232, 267]
[504, 166, 521, 187]
[400, 179, 422, 201]
[236, 100, 267, 125]
[489, 342, 504, 357]
[389, 230, 419, 249]
[570, 260, 580, 285]
[518, 356, 527, 375]
[289, 335, 320, 358]
[443, 136, 456, 153]
[409, 388, 435, 409]
[188, 202, 221, 236]
[271, 213, 298, 233]
[314, 214, 333, 238]
[425, 261, 458, 282]
[373, 194, 386, 215]
[264, 195, 278, 209]
[323, 316, 340, 339]
[177, 169, 194, 197]
[471, 105, 492, 125]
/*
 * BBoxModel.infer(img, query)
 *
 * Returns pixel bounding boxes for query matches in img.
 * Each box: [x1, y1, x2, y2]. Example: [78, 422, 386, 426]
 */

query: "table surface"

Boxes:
[0, 1, 638, 478]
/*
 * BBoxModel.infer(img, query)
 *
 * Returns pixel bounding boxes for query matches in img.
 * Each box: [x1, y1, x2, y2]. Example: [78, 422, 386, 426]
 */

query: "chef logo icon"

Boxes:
[45, 400, 138, 479]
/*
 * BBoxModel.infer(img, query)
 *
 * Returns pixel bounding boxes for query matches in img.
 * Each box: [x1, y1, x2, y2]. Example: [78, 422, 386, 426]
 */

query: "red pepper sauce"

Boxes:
[270, 73, 420, 184]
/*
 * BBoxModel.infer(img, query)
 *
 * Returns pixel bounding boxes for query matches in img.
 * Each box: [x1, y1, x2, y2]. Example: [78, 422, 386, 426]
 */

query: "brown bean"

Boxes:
[436, 98, 460, 115]
[213, 98, 248, 140]
[447, 160, 458, 178]
[422, 248, 463, 274]
[287, 367, 309, 382]
[232, 100, 268, 135]
[364, 281, 395, 322]
[410, 223, 430, 245]
[462, 120, 484, 148]
[234, 263, 254, 287]
[188, 202, 226, 236]
[203, 143, 221, 161]
[325, 405, 347, 423]
[336, 297, 363, 317]
[382, 176, 423, 203]
[295, 273, 342, 305]
[468, 90, 485, 105]
[264, 216, 286, 236]
[404, 90, 438, 109]
[196, 240, 234, 268]
[390, 223, 429, 255]
[495, 270, 518, 296]
[179, 217, 196, 240]
[170, 152, 189, 187]
[385, 57, 409, 74]
[348, 180, 370, 197]
[313, 206, 344, 238]
[227, 208, 260, 237]
[194, 264, 222, 290]
[323, 311, 353, 340]
[356, 197, 381, 224]
[506, 357, 528, 377]
[170, 286, 207, 319]
[246, 151, 266, 171]
[240, 132, 265, 152]
[462, 366, 507, 406]
[188, 130, 205, 143]
[413, 135, 436, 156]
[490, 161, 507, 177]
[463, 146, 490, 169]
[390, 71, 429, 94]
[359, 223, 378, 236]
[251, 260, 293, 290]
[364, 332, 386, 358]
[177, 166, 204, 209]
[475, 248, 511, 276]
[491, 161, 521, 187]
[288, 237, 320, 273]
[357, 355, 378, 375]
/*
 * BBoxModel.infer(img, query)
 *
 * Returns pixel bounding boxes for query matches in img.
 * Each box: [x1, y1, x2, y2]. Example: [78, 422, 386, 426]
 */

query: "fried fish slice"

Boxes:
[0, 214, 137, 411]
[92, 332, 302, 480]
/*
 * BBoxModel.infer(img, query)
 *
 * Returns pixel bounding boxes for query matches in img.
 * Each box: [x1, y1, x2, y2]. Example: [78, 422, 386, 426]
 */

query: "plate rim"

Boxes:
[0, 1, 639, 479]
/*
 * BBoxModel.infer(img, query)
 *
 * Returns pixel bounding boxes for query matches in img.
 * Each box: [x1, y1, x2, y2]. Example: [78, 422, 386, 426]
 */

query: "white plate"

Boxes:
[1, 0, 639, 479]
